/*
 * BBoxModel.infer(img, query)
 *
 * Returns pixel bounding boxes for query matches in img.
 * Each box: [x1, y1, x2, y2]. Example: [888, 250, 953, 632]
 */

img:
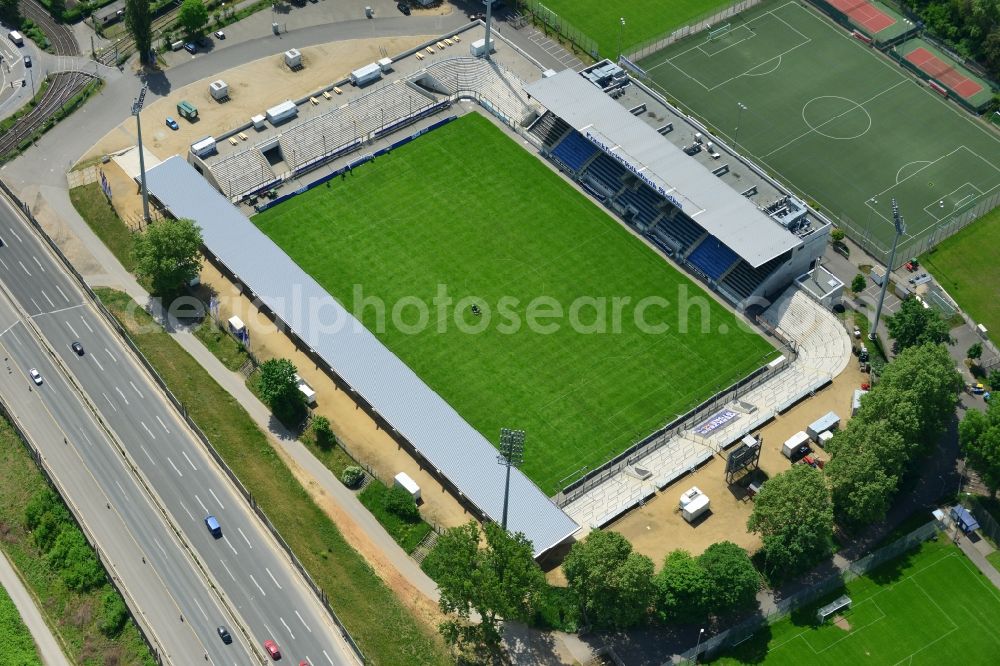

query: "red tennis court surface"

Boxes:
[905, 47, 983, 99]
[827, 0, 896, 34]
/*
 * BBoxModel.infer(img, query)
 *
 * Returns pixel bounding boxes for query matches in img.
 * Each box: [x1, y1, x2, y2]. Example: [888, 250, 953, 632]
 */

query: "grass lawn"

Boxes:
[358, 481, 434, 554]
[536, 0, 734, 58]
[69, 183, 136, 272]
[95, 288, 450, 666]
[639, 0, 1000, 259]
[920, 205, 1000, 346]
[988, 550, 1000, 574]
[254, 113, 776, 494]
[192, 318, 250, 371]
[0, 417, 153, 665]
[711, 538, 1000, 664]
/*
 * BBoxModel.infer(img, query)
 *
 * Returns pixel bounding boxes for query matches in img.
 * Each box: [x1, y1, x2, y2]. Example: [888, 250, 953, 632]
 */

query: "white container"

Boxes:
[393, 472, 421, 501]
[209, 79, 229, 100]
[350, 62, 382, 86]
[284, 48, 301, 69]
[807, 412, 840, 441]
[470, 37, 495, 57]
[852, 388, 868, 415]
[679, 486, 702, 509]
[682, 494, 710, 523]
[817, 430, 834, 448]
[377, 57, 393, 72]
[251, 114, 266, 130]
[782, 431, 810, 459]
[190, 136, 217, 158]
[226, 316, 246, 338]
[266, 100, 297, 125]
[977, 323, 988, 338]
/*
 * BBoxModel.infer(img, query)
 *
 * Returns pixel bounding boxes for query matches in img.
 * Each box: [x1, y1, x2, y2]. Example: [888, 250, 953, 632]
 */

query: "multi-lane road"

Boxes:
[0, 193, 356, 664]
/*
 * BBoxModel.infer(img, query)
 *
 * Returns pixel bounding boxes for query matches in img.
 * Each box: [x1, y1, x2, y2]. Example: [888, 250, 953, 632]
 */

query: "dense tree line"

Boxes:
[905, 0, 1000, 80]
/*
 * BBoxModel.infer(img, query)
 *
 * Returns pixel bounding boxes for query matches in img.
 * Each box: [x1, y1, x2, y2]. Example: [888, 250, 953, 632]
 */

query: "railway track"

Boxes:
[21, 0, 80, 56]
[98, 5, 180, 66]
[0, 72, 92, 156]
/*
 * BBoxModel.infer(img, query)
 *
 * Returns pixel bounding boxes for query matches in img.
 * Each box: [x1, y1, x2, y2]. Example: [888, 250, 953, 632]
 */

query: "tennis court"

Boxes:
[638, 0, 1000, 259]
[895, 37, 993, 109]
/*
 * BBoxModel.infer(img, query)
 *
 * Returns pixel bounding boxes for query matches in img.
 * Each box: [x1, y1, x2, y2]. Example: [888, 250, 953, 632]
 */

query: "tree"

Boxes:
[423, 521, 544, 659]
[826, 439, 898, 526]
[959, 404, 1000, 497]
[179, 0, 209, 38]
[0, 0, 20, 26]
[968, 342, 984, 361]
[256, 358, 306, 425]
[132, 218, 203, 297]
[990, 369, 1000, 391]
[653, 550, 710, 621]
[384, 484, 420, 522]
[877, 343, 963, 449]
[851, 273, 866, 293]
[698, 541, 759, 614]
[49, 0, 66, 21]
[340, 465, 364, 488]
[311, 415, 334, 448]
[747, 465, 833, 575]
[830, 228, 846, 243]
[885, 297, 953, 351]
[563, 529, 654, 629]
[125, 0, 154, 66]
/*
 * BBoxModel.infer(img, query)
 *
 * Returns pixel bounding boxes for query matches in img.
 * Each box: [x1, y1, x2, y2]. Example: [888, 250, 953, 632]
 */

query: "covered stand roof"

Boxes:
[523, 69, 802, 267]
[146, 156, 579, 556]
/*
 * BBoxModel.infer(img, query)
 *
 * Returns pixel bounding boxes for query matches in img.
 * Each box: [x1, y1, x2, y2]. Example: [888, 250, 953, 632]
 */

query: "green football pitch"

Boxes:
[713, 538, 1000, 665]
[638, 0, 1000, 260]
[535, 0, 734, 58]
[253, 114, 777, 495]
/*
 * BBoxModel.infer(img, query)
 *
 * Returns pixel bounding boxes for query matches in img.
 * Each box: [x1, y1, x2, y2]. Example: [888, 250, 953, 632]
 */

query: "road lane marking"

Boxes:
[295, 610, 311, 633]
[140, 444, 155, 464]
[29, 297, 40, 312]
[32, 255, 44, 272]
[54, 284, 68, 302]
[279, 617, 294, 640]
[223, 536, 238, 555]
[40, 290, 54, 307]
[166, 456, 183, 477]
[249, 573, 265, 596]
[193, 598, 209, 622]
[266, 567, 282, 589]
[115, 386, 129, 405]
[194, 494, 208, 514]
[208, 488, 224, 509]
[115, 480, 129, 501]
[178, 501, 193, 520]
[105, 348, 117, 363]
[92, 355, 105, 372]
[0, 322, 16, 336]
[0, 257, 7, 271]
[8, 227, 21, 243]
[129, 381, 144, 399]
[18, 260, 30, 276]
[238, 528, 252, 550]
[156, 415, 170, 433]
[154, 537, 167, 555]
[140, 421, 155, 439]
[101, 392, 118, 412]
[9, 330, 21, 345]
[323, 650, 334, 665]
[77, 428, 93, 447]
[65, 321, 79, 338]
[182, 451, 198, 471]
[80, 316, 93, 333]
[220, 560, 236, 581]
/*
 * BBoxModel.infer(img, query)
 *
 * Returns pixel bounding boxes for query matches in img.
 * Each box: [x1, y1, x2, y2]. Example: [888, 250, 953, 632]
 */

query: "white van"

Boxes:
[8, 31, 24, 47]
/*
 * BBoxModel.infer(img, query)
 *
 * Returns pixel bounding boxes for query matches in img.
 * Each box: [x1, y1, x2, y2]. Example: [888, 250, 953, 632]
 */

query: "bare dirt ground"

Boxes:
[611, 355, 869, 566]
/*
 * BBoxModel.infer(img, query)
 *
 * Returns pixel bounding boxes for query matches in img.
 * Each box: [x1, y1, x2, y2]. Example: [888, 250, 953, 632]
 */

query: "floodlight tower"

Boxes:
[870, 197, 906, 343]
[497, 428, 525, 530]
[131, 85, 151, 223]
[483, 0, 496, 61]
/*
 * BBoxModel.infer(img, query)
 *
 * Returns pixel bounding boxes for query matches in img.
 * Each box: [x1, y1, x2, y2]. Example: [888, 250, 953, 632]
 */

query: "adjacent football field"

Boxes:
[638, 0, 1000, 259]
[254, 114, 777, 494]
[713, 539, 1000, 664]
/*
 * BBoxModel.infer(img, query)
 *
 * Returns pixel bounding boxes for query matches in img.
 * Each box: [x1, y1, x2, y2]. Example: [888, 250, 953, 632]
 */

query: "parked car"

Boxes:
[217, 626, 232, 644]
[397, 1, 410, 14]
[214, 30, 226, 39]
[263, 639, 281, 660]
[165, 116, 179, 130]
[71, 341, 84, 355]
[23, 55, 31, 68]
[29, 368, 42, 385]
[204, 515, 222, 538]
[184, 42, 197, 54]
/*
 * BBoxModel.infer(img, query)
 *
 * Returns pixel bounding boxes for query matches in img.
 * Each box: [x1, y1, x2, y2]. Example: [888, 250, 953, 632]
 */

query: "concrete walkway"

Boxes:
[957, 534, 1000, 590]
[0, 550, 71, 666]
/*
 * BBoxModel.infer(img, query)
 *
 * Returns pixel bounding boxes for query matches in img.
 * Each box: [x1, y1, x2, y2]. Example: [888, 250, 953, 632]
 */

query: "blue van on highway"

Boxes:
[204, 515, 222, 538]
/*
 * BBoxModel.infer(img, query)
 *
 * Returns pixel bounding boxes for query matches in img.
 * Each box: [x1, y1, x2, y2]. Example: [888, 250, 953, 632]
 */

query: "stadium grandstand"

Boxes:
[524, 63, 831, 307]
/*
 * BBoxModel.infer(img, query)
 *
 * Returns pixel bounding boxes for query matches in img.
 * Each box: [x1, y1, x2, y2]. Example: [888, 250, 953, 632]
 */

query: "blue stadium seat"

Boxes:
[551, 131, 599, 173]
[686, 237, 740, 281]
[616, 186, 663, 228]
[582, 153, 626, 196]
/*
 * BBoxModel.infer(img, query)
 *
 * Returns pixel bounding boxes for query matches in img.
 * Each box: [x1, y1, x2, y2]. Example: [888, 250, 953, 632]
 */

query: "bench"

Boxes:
[322, 90, 332, 100]
[238, 132, 248, 141]
[310, 96, 319, 105]
[228, 136, 238, 146]
[437, 41, 446, 49]
[444, 38, 453, 46]
[426, 46, 435, 54]
[451, 35, 460, 42]
[333, 86, 342, 94]
[415, 52, 424, 60]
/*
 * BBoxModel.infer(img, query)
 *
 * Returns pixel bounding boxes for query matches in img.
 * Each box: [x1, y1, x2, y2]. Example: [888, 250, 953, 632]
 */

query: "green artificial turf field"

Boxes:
[638, 0, 1000, 263]
[713, 538, 1000, 664]
[533, 0, 735, 58]
[254, 114, 777, 495]
[920, 205, 1000, 345]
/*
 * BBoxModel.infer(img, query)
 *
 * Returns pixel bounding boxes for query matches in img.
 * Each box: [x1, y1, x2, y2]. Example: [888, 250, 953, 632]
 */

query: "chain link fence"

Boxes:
[515, 0, 599, 59]
[626, 0, 762, 62]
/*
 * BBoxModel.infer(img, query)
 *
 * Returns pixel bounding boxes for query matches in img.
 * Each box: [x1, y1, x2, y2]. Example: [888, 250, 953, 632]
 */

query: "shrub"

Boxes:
[384, 484, 420, 522]
[341, 465, 365, 489]
[98, 590, 129, 637]
[311, 415, 334, 449]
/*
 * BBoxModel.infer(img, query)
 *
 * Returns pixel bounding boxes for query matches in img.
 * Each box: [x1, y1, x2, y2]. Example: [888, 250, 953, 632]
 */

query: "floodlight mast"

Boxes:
[132, 85, 151, 223]
[869, 197, 906, 343]
[497, 428, 525, 530]
[484, 0, 495, 61]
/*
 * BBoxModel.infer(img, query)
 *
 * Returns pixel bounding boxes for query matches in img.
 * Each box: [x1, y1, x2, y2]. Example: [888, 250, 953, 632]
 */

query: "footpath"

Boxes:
[0, 550, 72, 666]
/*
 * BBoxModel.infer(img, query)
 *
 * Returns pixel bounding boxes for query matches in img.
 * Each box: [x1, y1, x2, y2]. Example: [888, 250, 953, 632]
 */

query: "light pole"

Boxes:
[693, 627, 705, 664]
[869, 197, 905, 344]
[734, 101, 747, 145]
[618, 17, 626, 62]
[497, 428, 525, 530]
[863, 196, 878, 245]
[484, 0, 496, 61]
[131, 85, 151, 223]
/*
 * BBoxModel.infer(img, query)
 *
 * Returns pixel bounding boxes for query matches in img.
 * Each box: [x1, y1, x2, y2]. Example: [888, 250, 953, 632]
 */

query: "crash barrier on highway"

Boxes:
[0, 179, 368, 664]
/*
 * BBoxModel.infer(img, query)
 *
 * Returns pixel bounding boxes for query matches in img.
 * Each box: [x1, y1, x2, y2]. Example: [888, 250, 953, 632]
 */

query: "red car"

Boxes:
[264, 639, 281, 660]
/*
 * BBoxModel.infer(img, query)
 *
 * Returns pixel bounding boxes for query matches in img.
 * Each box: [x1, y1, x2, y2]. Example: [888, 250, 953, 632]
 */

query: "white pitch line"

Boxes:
[249, 574, 265, 596]
[32, 255, 44, 272]
[193, 598, 209, 622]
[194, 494, 208, 515]
[80, 316, 93, 333]
[129, 381, 144, 399]
[178, 501, 194, 520]
[140, 444, 156, 465]
[166, 457, 183, 477]
[18, 260, 30, 276]
[140, 421, 155, 439]
[54, 284, 68, 302]
[182, 451, 198, 470]
[156, 415, 170, 433]
[238, 527, 251, 549]
[40, 290, 54, 307]
[8, 227, 21, 243]
[279, 617, 294, 640]
[65, 321, 79, 338]
[224, 536, 238, 556]
[295, 610, 311, 633]
[208, 488, 224, 509]
[105, 347, 117, 363]
[266, 567, 282, 589]
[114, 386, 129, 405]
[101, 392, 118, 412]
[220, 560, 236, 581]
[92, 355, 105, 372]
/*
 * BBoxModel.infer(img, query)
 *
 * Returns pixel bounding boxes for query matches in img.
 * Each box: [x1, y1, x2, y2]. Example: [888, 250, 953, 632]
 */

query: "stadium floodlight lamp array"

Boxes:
[498, 428, 526, 530]
[870, 198, 906, 342]
[132, 85, 151, 223]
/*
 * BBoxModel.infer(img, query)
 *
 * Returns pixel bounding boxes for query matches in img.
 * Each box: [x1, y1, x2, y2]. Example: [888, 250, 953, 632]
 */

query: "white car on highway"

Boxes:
[29, 368, 42, 385]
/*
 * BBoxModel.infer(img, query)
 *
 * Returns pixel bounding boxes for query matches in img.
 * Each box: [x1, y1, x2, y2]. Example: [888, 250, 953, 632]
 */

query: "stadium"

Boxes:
[143, 24, 840, 556]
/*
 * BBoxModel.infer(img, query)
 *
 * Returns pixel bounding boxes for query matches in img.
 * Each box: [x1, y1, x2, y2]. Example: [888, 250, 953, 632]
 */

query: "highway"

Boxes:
[0, 193, 356, 664]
